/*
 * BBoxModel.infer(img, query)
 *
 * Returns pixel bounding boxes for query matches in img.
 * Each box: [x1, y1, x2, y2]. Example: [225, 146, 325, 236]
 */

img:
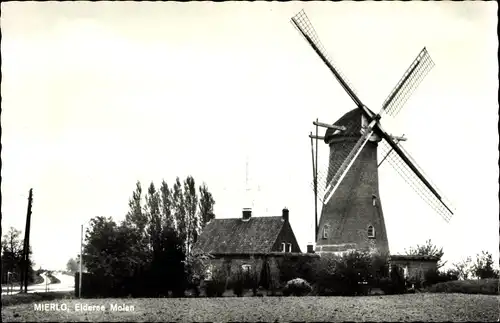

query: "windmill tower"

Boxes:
[292, 10, 455, 255]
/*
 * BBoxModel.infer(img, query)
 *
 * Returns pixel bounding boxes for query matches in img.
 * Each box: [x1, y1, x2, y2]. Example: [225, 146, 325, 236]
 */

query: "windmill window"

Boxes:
[368, 225, 375, 238]
[372, 195, 377, 206]
[322, 225, 329, 239]
[287, 243, 292, 253]
[281, 242, 286, 252]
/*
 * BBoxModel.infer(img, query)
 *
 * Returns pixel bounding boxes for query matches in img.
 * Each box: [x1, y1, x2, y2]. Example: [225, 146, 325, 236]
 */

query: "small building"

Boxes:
[389, 255, 439, 281]
[193, 208, 314, 286]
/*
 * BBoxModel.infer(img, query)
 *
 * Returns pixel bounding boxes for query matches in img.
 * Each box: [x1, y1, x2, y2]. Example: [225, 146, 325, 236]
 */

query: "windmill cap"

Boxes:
[324, 108, 364, 143]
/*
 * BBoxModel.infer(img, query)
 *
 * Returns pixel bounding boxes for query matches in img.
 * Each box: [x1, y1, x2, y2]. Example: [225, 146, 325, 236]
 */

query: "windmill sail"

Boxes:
[381, 47, 435, 117]
[291, 10, 365, 108]
[378, 132, 454, 221]
[322, 118, 378, 204]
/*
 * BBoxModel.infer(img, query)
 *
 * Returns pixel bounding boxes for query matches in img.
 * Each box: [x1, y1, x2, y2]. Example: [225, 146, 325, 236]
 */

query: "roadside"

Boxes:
[1, 272, 72, 295]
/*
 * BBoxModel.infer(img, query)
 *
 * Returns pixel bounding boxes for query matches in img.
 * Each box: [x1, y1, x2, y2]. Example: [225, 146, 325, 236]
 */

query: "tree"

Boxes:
[123, 181, 151, 272]
[1, 227, 35, 286]
[172, 177, 186, 249]
[125, 181, 148, 241]
[199, 183, 215, 227]
[472, 251, 499, 279]
[144, 182, 162, 254]
[183, 176, 201, 258]
[66, 258, 78, 274]
[405, 239, 446, 269]
[160, 180, 176, 233]
[452, 256, 473, 280]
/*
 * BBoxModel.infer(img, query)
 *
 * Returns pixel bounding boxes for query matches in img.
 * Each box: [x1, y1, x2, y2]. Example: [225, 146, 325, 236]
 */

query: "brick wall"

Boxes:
[390, 258, 438, 280]
[207, 253, 319, 286]
[316, 134, 390, 256]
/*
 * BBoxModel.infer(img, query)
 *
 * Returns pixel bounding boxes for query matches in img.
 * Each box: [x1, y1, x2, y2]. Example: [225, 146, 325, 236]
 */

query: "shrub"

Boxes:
[278, 255, 318, 286]
[312, 251, 381, 296]
[425, 279, 499, 295]
[231, 267, 245, 297]
[243, 258, 260, 296]
[205, 266, 227, 297]
[379, 265, 406, 295]
[423, 268, 458, 287]
[472, 251, 499, 279]
[184, 252, 213, 297]
[283, 278, 312, 296]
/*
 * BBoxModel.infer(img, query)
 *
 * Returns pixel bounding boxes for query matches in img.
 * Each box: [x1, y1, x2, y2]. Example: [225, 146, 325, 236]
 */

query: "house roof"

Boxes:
[194, 216, 285, 254]
[390, 255, 440, 262]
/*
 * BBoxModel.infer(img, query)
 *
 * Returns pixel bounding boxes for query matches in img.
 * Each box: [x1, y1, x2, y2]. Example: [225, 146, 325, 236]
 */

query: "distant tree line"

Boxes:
[81, 176, 215, 297]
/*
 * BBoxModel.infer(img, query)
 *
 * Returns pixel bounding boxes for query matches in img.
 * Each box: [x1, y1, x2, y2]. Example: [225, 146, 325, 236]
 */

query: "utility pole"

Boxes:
[22, 188, 33, 293]
[314, 118, 319, 239]
[79, 224, 83, 298]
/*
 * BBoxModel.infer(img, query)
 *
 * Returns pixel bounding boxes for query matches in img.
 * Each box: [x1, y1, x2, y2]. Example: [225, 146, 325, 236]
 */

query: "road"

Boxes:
[1, 272, 75, 295]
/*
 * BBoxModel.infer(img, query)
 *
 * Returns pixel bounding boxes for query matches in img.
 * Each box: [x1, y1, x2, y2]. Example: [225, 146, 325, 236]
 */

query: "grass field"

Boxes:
[2, 293, 499, 322]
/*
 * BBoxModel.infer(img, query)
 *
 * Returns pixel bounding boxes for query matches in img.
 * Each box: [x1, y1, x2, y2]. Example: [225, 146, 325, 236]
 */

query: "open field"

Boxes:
[2, 293, 499, 322]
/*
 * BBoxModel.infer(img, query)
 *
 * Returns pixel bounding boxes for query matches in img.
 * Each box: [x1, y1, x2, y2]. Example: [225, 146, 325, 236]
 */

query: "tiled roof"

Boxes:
[193, 216, 285, 254]
[390, 255, 440, 261]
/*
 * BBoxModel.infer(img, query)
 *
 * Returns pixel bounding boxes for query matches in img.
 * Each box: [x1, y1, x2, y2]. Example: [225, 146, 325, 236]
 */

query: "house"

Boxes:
[195, 208, 301, 255]
[389, 255, 439, 281]
[193, 208, 315, 285]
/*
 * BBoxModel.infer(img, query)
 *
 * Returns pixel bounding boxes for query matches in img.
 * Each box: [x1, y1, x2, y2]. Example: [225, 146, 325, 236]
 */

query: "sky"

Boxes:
[1, 2, 498, 270]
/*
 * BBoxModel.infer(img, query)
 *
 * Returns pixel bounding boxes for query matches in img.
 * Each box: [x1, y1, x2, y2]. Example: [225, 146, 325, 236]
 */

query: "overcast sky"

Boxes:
[1, 1, 498, 270]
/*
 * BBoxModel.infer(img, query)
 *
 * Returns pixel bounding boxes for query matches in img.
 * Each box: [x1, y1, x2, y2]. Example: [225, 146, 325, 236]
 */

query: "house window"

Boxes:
[287, 243, 292, 253]
[282, 242, 286, 252]
[242, 264, 251, 273]
[322, 225, 329, 239]
[368, 225, 375, 238]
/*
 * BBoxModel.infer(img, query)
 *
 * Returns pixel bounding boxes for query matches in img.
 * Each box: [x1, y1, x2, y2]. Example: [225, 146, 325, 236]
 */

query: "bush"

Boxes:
[205, 266, 227, 297]
[278, 255, 318, 286]
[472, 251, 499, 279]
[379, 265, 406, 295]
[283, 278, 312, 296]
[231, 267, 245, 297]
[425, 279, 499, 295]
[312, 251, 384, 296]
[424, 268, 459, 287]
[243, 259, 260, 296]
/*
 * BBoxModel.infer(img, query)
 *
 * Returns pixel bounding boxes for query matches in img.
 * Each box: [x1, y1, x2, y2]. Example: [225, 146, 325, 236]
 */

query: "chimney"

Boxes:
[282, 208, 289, 222]
[242, 208, 252, 221]
[307, 244, 315, 254]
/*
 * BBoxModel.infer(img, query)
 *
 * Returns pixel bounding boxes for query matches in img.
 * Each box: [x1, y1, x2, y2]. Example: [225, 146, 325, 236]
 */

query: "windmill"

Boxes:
[292, 10, 455, 255]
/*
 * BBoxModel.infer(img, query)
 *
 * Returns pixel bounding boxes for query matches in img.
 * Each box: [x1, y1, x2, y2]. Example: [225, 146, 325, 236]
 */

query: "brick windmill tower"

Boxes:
[292, 10, 455, 255]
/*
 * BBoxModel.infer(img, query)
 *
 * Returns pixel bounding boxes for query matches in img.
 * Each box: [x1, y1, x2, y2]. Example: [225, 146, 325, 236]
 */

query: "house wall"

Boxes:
[207, 253, 319, 286]
[390, 259, 438, 280]
[271, 221, 302, 253]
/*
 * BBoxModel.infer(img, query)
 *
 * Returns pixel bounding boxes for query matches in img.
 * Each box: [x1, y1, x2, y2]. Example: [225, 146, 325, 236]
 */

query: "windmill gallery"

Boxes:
[195, 10, 455, 281]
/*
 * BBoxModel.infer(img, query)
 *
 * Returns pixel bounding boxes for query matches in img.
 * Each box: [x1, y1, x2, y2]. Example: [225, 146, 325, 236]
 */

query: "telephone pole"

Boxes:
[22, 189, 33, 293]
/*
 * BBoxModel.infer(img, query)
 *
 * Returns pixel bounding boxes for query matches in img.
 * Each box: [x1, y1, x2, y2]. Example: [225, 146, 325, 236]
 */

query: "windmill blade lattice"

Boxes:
[382, 48, 435, 117]
[291, 10, 364, 107]
[378, 139, 455, 222]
